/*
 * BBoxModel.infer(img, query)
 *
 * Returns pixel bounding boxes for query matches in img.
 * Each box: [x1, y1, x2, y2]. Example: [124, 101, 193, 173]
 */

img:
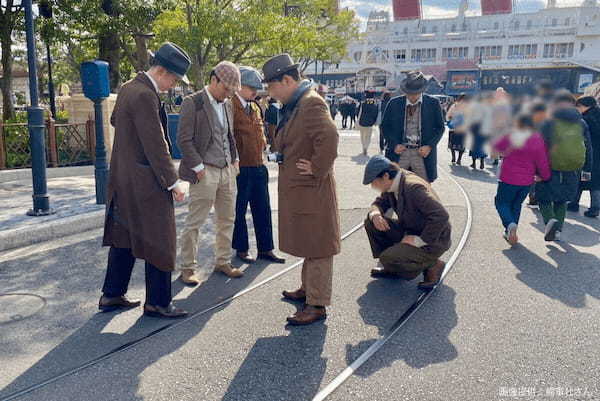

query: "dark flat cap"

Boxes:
[363, 155, 393, 185]
[150, 42, 191, 85]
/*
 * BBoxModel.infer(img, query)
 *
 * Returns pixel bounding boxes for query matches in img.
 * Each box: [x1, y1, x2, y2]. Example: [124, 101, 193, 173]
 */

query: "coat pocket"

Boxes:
[134, 163, 163, 200]
[288, 179, 319, 215]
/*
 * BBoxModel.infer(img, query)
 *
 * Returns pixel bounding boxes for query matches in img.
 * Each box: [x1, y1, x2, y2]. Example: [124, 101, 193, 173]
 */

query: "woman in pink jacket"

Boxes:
[494, 114, 551, 246]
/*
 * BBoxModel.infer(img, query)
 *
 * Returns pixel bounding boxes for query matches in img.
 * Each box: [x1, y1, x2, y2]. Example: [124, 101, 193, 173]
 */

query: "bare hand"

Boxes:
[172, 186, 185, 202]
[234, 161, 240, 176]
[401, 235, 417, 247]
[419, 146, 432, 158]
[296, 158, 313, 176]
[395, 144, 406, 154]
[196, 169, 206, 181]
[372, 215, 391, 232]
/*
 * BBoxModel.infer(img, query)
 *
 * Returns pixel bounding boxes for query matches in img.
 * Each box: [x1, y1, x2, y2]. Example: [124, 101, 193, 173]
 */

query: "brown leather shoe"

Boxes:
[179, 269, 201, 286]
[287, 305, 327, 326]
[143, 303, 188, 318]
[98, 295, 141, 312]
[418, 260, 446, 290]
[282, 288, 306, 302]
[214, 263, 244, 278]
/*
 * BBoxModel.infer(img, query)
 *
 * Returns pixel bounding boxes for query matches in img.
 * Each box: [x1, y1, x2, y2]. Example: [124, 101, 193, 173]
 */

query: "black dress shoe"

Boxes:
[370, 267, 401, 279]
[143, 303, 188, 319]
[584, 209, 599, 218]
[98, 295, 141, 312]
[236, 252, 256, 264]
[257, 251, 286, 264]
[567, 203, 580, 212]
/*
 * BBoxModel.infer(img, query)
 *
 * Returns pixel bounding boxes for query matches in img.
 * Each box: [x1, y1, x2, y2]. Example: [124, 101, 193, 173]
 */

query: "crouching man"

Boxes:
[362, 155, 451, 290]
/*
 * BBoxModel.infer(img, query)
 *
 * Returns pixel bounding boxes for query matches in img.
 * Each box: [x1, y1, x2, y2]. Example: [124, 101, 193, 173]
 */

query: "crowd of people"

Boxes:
[95, 40, 598, 328]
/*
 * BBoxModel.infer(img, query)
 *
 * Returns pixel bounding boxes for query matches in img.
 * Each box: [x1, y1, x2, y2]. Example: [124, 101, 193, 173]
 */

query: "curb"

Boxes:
[0, 210, 105, 252]
[0, 166, 94, 184]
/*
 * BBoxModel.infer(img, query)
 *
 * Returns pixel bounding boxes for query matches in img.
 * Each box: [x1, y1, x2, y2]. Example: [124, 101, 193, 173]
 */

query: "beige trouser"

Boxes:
[397, 148, 428, 181]
[300, 256, 334, 306]
[358, 125, 374, 152]
[180, 165, 237, 270]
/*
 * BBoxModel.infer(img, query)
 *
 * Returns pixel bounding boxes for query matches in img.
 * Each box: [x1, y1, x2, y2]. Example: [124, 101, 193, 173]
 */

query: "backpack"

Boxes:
[359, 99, 379, 127]
[550, 120, 586, 171]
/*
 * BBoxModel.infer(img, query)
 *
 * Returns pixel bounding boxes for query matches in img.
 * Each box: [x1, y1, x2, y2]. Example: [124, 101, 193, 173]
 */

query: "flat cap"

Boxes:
[239, 66, 264, 90]
[214, 61, 241, 91]
[363, 155, 394, 185]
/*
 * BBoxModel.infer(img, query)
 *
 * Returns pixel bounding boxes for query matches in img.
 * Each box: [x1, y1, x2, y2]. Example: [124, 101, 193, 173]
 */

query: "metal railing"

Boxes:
[0, 118, 95, 170]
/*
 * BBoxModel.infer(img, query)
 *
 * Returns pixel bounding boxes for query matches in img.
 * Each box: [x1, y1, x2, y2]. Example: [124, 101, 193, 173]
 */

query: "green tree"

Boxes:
[152, 0, 357, 87]
[0, 0, 24, 121]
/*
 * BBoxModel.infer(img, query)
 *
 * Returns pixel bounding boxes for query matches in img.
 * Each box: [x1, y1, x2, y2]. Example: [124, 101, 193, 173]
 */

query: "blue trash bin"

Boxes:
[167, 113, 182, 159]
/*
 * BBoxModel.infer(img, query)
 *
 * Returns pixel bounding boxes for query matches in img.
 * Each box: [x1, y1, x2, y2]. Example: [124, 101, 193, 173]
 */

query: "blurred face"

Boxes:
[407, 93, 421, 104]
[577, 105, 590, 114]
[370, 173, 393, 193]
[209, 75, 236, 102]
[266, 75, 300, 104]
[532, 111, 547, 125]
[239, 85, 258, 101]
[150, 67, 179, 92]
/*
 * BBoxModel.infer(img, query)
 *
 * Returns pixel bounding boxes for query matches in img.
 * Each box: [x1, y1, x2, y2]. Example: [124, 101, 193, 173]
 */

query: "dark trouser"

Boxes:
[102, 247, 172, 307]
[539, 202, 567, 231]
[494, 182, 531, 230]
[232, 165, 275, 253]
[379, 125, 386, 152]
[342, 114, 348, 128]
[571, 184, 600, 211]
[364, 217, 440, 280]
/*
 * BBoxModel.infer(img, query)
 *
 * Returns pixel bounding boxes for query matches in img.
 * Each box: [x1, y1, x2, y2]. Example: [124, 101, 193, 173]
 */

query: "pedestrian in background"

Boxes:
[536, 91, 593, 242]
[99, 42, 191, 319]
[493, 114, 551, 246]
[568, 96, 600, 217]
[357, 89, 380, 156]
[381, 71, 445, 183]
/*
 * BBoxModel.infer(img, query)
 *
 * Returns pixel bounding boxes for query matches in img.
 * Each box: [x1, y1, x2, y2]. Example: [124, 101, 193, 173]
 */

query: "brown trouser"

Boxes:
[364, 217, 440, 279]
[301, 256, 333, 306]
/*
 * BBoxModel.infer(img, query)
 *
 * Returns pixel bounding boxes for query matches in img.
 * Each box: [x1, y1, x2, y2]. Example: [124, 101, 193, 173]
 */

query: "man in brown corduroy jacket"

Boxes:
[231, 66, 285, 265]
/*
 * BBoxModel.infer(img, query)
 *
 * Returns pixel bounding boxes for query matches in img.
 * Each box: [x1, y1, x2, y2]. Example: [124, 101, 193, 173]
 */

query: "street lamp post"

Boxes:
[24, 0, 53, 216]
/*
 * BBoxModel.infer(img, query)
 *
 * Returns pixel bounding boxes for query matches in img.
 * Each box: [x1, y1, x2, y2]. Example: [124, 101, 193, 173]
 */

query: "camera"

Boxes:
[267, 152, 284, 164]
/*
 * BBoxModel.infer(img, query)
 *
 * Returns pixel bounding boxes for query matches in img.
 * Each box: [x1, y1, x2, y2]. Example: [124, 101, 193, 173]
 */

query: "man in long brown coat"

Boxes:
[99, 43, 190, 319]
[262, 54, 341, 326]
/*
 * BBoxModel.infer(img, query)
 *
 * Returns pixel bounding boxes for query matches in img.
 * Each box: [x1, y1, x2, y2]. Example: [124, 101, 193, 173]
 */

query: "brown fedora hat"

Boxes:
[400, 71, 428, 94]
[262, 53, 300, 82]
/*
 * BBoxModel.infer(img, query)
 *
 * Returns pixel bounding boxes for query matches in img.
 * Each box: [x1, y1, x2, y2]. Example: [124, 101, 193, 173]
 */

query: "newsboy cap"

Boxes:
[262, 53, 300, 82]
[213, 61, 241, 91]
[239, 66, 264, 90]
[363, 155, 394, 185]
[150, 42, 191, 85]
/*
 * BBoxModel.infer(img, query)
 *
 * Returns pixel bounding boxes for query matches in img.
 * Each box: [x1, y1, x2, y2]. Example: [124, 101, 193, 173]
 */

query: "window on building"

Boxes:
[403, 27, 408, 34]
[462, 23, 468, 31]
[394, 49, 407, 63]
[565, 17, 570, 26]
[514, 20, 520, 30]
[543, 42, 575, 58]
[353, 52, 362, 63]
[451, 24, 456, 32]
[494, 22, 499, 30]
[527, 20, 532, 29]
[552, 18, 557, 27]
[432, 26, 438, 33]
[411, 48, 436, 62]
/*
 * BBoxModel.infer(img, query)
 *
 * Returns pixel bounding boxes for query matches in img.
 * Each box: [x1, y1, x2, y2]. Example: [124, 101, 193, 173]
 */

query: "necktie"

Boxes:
[245, 103, 252, 115]
[407, 103, 418, 116]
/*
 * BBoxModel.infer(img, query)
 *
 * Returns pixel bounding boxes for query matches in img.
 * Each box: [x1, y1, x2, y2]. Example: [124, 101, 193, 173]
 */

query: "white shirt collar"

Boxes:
[144, 72, 160, 94]
[406, 94, 423, 106]
[236, 93, 248, 108]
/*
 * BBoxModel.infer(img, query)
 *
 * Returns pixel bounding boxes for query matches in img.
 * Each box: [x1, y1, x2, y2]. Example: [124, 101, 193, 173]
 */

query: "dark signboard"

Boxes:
[446, 70, 480, 95]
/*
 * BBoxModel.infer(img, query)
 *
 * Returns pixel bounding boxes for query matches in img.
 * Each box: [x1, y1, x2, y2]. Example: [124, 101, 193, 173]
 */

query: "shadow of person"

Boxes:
[345, 281, 458, 377]
[221, 324, 328, 401]
[502, 242, 600, 309]
[0, 251, 271, 400]
[528, 207, 600, 248]
[449, 164, 496, 183]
